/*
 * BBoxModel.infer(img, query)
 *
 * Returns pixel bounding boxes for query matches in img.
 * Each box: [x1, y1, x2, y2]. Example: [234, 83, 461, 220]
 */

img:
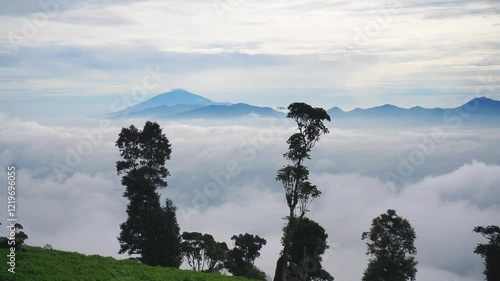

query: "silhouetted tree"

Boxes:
[274, 102, 331, 281]
[362, 209, 417, 281]
[152, 198, 182, 267]
[0, 223, 28, 250]
[13, 223, 28, 249]
[474, 225, 500, 281]
[286, 217, 333, 281]
[205, 240, 229, 273]
[181, 232, 228, 272]
[226, 233, 267, 280]
[116, 121, 180, 267]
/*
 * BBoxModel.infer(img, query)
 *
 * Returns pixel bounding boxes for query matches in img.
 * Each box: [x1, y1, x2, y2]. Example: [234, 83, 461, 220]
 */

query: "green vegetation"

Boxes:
[0, 246, 260, 281]
[362, 209, 418, 281]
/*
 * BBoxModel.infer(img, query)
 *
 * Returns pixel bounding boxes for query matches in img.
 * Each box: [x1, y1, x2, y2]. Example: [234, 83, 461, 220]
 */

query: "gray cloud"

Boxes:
[0, 0, 499, 108]
[1, 45, 498, 111]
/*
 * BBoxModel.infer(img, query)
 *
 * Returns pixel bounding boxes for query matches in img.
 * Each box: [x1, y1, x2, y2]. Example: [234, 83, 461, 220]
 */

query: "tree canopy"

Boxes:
[286, 217, 334, 281]
[116, 121, 181, 267]
[474, 225, 500, 281]
[181, 232, 228, 273]
[226, 233, 268, 280]
[362, 209, 417, 281]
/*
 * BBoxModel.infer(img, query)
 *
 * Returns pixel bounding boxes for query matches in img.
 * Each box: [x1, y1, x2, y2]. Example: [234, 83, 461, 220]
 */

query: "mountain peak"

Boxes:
[477, 96, 492, 100]
[378, 104, 401, 109]
[116, 89, 231, 115]
[464, 96, 499, 107]
[167, 88, 194, 95]
[156, 89, 204, 99]
[171, 88, 189, 92]
[328, 106, 345, 113]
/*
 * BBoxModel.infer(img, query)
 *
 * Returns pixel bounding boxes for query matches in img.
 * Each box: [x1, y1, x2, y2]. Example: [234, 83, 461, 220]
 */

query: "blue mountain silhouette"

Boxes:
[109, 91, 499, 125]
[110, 89, 282, 119]
[327, 97, 500, 126]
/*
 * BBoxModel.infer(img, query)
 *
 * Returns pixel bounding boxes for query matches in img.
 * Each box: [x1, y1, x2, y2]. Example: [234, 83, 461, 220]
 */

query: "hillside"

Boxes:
[0, 246, 261, 281]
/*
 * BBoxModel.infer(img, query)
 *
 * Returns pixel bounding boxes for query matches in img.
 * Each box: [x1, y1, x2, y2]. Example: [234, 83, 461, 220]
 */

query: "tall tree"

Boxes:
[181, 232, 228, 273]
[274, 102, 331, 281]
[286, 217, 333, 281]
[116, 121, 180, 267]
[473, 225, 500, 281]
[361, 209, 417, 281]
[226, 233, 267, 280]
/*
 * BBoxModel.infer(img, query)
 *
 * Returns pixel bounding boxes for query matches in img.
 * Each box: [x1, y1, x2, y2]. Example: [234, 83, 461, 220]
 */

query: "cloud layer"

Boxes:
[0, 115, 498, 280]
[0, 0, 498, 108]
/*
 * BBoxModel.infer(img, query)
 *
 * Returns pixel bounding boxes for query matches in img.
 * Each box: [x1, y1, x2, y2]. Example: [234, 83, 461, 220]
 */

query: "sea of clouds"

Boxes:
[0, 113, 499, 281]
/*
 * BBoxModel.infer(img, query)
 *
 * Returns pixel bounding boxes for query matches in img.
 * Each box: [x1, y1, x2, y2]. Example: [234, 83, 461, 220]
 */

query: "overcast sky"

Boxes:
[0, 0, 499, 109]
[0, 2, 499, 281]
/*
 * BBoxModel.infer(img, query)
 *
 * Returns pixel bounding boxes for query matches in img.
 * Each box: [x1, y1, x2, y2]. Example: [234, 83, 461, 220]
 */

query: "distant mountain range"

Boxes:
[327, 96, 500, 126]
[108, 89, 284, 119]
[108, 89, 500, 126]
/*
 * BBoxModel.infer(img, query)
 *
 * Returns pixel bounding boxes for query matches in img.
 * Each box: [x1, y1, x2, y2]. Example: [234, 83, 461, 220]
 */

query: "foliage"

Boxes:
[0, 246, 261, 281]
[274, 102, 331, 281]
[181, 232, 228, 273]
[116, 121, 181, 267]
[14, 223, 29, 249]
[285, 217, 333, 281]
[361, 209, 417, 281]
[0, 223, 28, 250]
[226, 233, 267, 280]
[0, 237, 7, 249]
[473, 225, 500, 281]
[278, 103, 331, 218]
[151, 198, 182, 267]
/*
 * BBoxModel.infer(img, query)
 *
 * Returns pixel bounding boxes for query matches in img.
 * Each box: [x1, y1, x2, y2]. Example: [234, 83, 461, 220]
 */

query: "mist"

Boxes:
[0, 113, 498, 280]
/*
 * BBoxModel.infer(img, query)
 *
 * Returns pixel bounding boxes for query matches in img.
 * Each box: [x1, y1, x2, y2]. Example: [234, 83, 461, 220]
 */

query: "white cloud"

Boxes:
[0, 0, 499, 107]
[183, 162, 498, 281]
[0, 116, 498, 280]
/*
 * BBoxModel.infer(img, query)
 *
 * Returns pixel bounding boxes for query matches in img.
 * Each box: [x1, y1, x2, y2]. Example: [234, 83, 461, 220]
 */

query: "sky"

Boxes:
[0, 1, 499, 281]
[0, 0, 499, 110]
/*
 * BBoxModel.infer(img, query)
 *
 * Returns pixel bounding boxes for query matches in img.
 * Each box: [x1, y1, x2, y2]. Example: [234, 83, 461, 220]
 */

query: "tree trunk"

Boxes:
[274, 208, 297, 281]
[301, 245, 308, 281]
[273, 255, 286, 281]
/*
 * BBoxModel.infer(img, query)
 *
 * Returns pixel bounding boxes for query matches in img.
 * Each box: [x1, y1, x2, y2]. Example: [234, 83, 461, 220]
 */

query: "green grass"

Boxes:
[0, 246, 260, 281]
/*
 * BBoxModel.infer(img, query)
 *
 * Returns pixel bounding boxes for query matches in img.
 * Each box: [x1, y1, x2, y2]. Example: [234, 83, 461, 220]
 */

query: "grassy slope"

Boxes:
[0, 246, 259, 281]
